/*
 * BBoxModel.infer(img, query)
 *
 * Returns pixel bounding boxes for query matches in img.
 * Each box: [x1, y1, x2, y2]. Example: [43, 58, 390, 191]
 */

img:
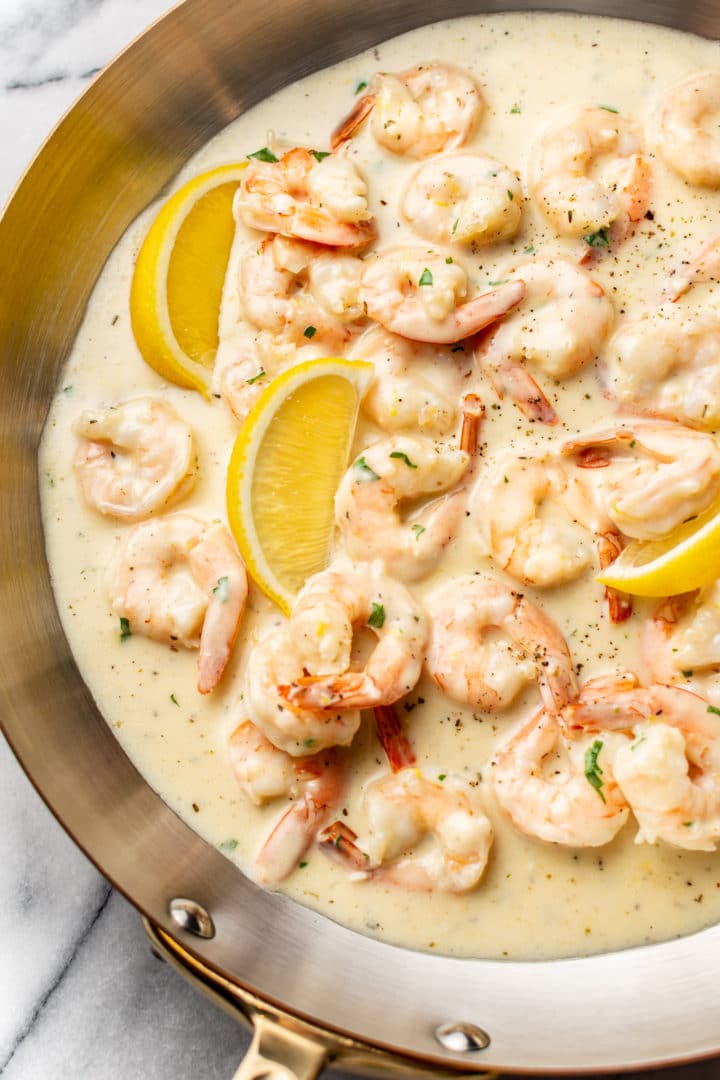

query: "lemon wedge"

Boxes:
[130, 163, 247, 395]
[596, 498, 720, 597]
[226, 358, 374, 613]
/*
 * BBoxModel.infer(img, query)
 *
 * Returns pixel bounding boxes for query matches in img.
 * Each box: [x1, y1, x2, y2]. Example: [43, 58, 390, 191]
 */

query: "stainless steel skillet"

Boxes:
[1, 0, 720, 1076]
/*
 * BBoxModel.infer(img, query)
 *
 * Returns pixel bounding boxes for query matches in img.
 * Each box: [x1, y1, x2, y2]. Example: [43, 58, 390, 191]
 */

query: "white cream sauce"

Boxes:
[41, 12, 720, 960]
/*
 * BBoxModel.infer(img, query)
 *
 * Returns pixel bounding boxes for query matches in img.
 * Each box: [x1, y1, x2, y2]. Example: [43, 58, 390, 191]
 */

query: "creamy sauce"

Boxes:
[40, 12, 720, 960]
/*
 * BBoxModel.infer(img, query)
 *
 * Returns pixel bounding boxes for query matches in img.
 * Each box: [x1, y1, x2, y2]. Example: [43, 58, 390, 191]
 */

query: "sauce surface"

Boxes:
[40, 12, 720, 960]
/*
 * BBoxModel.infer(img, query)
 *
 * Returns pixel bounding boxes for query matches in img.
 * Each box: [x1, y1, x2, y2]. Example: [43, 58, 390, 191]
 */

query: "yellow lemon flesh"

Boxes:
[596, 497, 720, 597]
[130, 163, 247, 395]
[227, 358, 374, 613]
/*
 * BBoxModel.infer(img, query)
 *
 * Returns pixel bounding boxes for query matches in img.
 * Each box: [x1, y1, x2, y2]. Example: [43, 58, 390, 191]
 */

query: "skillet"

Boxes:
[2, 0, 720, 1075]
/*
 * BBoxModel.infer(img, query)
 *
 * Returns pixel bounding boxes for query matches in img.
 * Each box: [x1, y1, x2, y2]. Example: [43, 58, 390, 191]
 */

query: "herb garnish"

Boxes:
[213, 576, 229, 602]
[119, 617, 131, 641]
[584, 228, 610, 249]
[170, 693, 180, 707]
[418, 268, 433, 286]
[311, 150, 330, 162]
[708, 705, 720, 716]
[219, 838, 239, 852]
[507, 189, 514, 201]
[389, 450, 417, 468]
[598, 104, 619, 113]
[354, 456, 380, 482]
[584, 739, 606, 803]
[411, 523, 426, 539]
[368, 602, 386, 629]
[304, 325, 317, 338]
[510, 103, 522, 114]
[355, 80, 368, 94]
[247, 147, 278, 163]
[246, 368, 266, 385]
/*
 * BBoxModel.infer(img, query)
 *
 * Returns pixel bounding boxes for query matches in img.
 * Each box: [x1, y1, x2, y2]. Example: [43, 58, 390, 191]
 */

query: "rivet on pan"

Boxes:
[168, 897, 215, 939]
[434, 1021, 490, 1053]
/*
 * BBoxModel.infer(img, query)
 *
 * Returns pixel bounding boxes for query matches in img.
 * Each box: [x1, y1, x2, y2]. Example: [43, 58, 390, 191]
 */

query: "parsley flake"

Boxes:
[354, 456, 380, 482]
[219, 838, 239, 852]
[412, 523, 426, 539]
[584, 228, 610, 249]
[311, 150, 330, 162]
[523, 244, 535, 254]
[438, 773, 447, 781]
[708, 705, 720, 716]
[389, 450, 417, 468]
[507, 189, 514, 201]
[170, 693, 180, 707]
[355, 80, 368, 94]
[418, 268, 433, 286]
[246, 368, 266, 385]
[510, 103, 522, 114]
[368, 602, 386, 629]
[119, 617, 131, 641]
[584, 740, 606, 803]
[598, 104, 619, 113]
[247, 146, 278, 163]
[304, 325, 317, 339]
[213, 576, 229, 602]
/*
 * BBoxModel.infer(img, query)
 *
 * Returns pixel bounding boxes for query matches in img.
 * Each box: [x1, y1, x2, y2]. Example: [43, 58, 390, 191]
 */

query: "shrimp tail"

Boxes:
[281, 672, 382, 710]
[318, 821, 370, 872]
[595, 530, 633, 624]
[330, 93, 376, 150]
[256, 792, 330, 885]
[482, 351, 558, 424]
[374, 704, 416, 772]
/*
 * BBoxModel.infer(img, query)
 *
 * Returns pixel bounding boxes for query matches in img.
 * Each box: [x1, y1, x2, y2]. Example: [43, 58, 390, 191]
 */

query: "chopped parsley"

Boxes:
[510, 103, 522, 114]
[630, 736, 646, 751]
[311, 149, 330, 161]
[368, 602, 386, 629]
[451, 218, 459, 235]
[389, 450, 417, 468]
[303, 737, 316, 748]
[438, 773, 447, 781]
[523, 244, 535, 254]
[445, 256, 453, 264]
[170, 693, 180, 707]
[119, 617, 131, 641]
[411, 523, 426, 539]
[507, 189, 514, 201]
[682, 669, 694, 678]
[584, 739, 606, 803]
[246, 368, 266, 385]
[584, 228, 610, 249]
[355, 79, 368, 94]
[353, 455, 380, 482]
[219, 838, 239, 852]
[598, 104, 619, 113]
[418, 267, 433, 286]
[303, 325, 317, 339]
[299, 860, 309, 868]
[708, 705, 720, 716]
[213, 576, 229, 602]
[247, 146, 278, 163]
[62, 384, 73, 394]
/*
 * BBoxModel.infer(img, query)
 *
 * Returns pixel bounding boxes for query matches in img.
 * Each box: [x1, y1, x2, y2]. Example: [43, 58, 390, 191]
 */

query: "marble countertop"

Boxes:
[1, 2, 719, 1078]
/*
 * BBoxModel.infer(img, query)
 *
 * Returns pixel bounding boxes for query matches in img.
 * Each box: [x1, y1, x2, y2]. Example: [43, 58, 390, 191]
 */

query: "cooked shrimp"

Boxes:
[656, 72, 720, 187]
[228, 720, 345, 884]
[528, 106, 651, 241]
[473, 454, 600, 587]
[281, 560, 427, 710]
[245, 623, 361, 756]
[491, 705, 630, 847]
[108, 514, 247, 694]
[360, 246, 525, 345]
[239, 235, 365, 349]
[425, 572, 578, 713]
[401, 152, 522, 246]
[351, 325, 463, 435]
[234, 148, 376, 248]
[606, 304, 720, 430]
[477, 258, 614, 423]
[214, 332, 324, 424]
[643, 588, 720, 708]
[334, 435, 469, 581]
[74, 398, 196, 521]
[331, 63, 483, 159]
[664, 234, 720, 301]
[564, 674, 720, 851]
[321, 768, 493, 892]
[563, 419, 720, 540]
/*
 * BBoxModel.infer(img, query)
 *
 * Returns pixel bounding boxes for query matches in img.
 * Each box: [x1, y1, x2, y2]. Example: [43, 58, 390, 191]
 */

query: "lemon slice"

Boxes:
[596, 498, 720, 597]
[130, 163, 247, 395]
[227, 358, 374, 613]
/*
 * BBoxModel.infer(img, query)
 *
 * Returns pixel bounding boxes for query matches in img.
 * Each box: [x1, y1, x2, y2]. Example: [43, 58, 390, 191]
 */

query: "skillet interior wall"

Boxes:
[3, 0, 720, 1074]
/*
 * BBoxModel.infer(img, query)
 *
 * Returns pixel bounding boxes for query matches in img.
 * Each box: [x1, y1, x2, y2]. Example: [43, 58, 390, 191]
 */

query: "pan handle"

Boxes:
[231, 1014, 327, 1080]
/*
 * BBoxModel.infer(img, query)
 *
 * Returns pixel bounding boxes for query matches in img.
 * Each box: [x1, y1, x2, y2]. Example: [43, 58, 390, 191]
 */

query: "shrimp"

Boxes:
[214, 331, 325, 424]
[477, 258, 614, 423]
[280, 560, 427, 711]
[234, 148, 376, 249]
[563, 419, 720, 540]
[490, 705, 630, 847]
[360, 246, 525, 345]
[321, 768, 493, 892]
[239, 235, 365, 349]
[528, 106, 651, 242]
[473, 454, 600, 587]
[351, 325, 463, 435]
[425, 572, 578, 713]
[331, 63, 483, 159]
[228, 720, 345, 884]
[245, 622, 361, 756]
[605, 304, 720, 430]
[563, 674, 720, 851]
[401, 152, 522, 246]
[74, 398, 197, 521]
[664, 234, 720, 301]
[334, 435, 469, 581]
[656, 72, 720, 187]
[108, 514, 248, 694]
[643, 587, 720, 708]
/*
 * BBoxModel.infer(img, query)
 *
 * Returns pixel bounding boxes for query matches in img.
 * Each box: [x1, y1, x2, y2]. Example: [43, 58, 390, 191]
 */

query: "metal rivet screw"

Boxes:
[434, 1021, 490, 1053]
[168, 897, 215, 939]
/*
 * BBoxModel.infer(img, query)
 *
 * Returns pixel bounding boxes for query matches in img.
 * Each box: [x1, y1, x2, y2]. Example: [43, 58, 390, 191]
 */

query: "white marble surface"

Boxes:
[1, 2, 720, 1078]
